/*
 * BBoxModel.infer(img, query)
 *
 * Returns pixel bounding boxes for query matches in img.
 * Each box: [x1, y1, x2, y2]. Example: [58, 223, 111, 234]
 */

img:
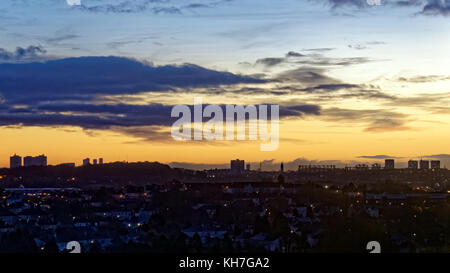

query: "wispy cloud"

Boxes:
[72, 0, 234, 14]
[321, 107, 412, 133]
[397, 75, 450, 83]
[358, 155, 401, 159]
[421, 154, 450, 159]
[254, 51, 374, 68]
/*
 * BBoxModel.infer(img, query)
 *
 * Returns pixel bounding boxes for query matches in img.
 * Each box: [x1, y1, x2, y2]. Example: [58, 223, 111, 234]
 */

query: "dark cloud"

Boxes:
[106, 35, 159, 50]
[75, 0, 447, 17]
[302, 48, 336, 52]
[420, 0, 450, 16]
[184, 3, 210, 8]
[72, 0, 233, 14]
[337, 89, 395, 100]
[0, 103, 177, 130]
[324, 0, 425, 9]
[395, 0, 424, 6]
[286, 51, 305, 57]
[0, 103, 140, 130]
[255, 57, 286, 67]
[0, 56, 263, 103]
[45, 34, 80, 44]
[0, 45, 46, 62]
[255, 51, 373, 68]
[268, 68, 395, 102]
[348, 44, 368, 50]
[325, 0, 369, 9]
[323, 0, 450, 17]
[210, 86, 290, 96]
[0, 99, 319, 140]
[34, 102, 320, 125]
[0, 55, 275, 140]
[276, 67, 340, 84]
[295, 56, 373, 66]
[170, 80, 393, 103]
[34, 103, 174, 128]
[300, 83, 361, 92]
[152, 7, 182, 14]
[113, 126, 175, 143]
[74, 1, 181, 14]
[279, 104, 321, 117]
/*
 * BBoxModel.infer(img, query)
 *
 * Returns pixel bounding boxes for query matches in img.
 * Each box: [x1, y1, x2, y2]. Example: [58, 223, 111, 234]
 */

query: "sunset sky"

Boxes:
[0, 0, 449, 169]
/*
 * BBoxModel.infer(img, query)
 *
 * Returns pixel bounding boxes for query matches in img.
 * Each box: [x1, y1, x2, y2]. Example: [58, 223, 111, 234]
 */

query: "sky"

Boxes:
[0, 0, 449, 169]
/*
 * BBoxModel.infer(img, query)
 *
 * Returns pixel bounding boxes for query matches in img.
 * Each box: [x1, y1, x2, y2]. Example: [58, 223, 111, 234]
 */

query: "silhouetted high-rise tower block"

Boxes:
[230, 159, 245, 174]
[83, 158, 90, 166]
[385, 159, 395, 169]
[408, 160, 418, 169]
[10, 154, 22, 169]
[420, 160, 430, 169]
[431, 160, 440, 170]
[23, 154, 47, 167]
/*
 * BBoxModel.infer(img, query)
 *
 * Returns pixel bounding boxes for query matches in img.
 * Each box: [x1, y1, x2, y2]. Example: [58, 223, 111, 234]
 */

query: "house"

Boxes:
[136, 209, 154, 222]
[183, 225, 227, 243]
[37, 217, 58, 230]
[18, 208, 45, 221]
[249, 233, 280, 252]
[365, 206, 380, 218]
[306, 229, 322, 247]
[0, 208, 17, 225]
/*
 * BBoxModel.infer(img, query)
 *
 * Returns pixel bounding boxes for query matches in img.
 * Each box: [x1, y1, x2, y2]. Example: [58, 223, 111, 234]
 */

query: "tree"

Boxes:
[44, 239, 59, 253]
[272, 212, 290, 237]
[191, 233, 203, 253]
[89, 242, 102, 253]
[254, 215, 270, 235]
[173, 233, 188, 252]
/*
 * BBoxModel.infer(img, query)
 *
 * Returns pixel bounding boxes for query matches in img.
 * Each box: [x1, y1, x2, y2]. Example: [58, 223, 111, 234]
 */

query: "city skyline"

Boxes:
[0, 0, 449, 169]
[5, 152, 448, 171]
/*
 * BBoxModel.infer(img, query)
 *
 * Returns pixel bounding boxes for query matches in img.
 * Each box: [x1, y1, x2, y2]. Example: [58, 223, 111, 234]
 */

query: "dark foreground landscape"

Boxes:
[0, 162, 449, 253]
